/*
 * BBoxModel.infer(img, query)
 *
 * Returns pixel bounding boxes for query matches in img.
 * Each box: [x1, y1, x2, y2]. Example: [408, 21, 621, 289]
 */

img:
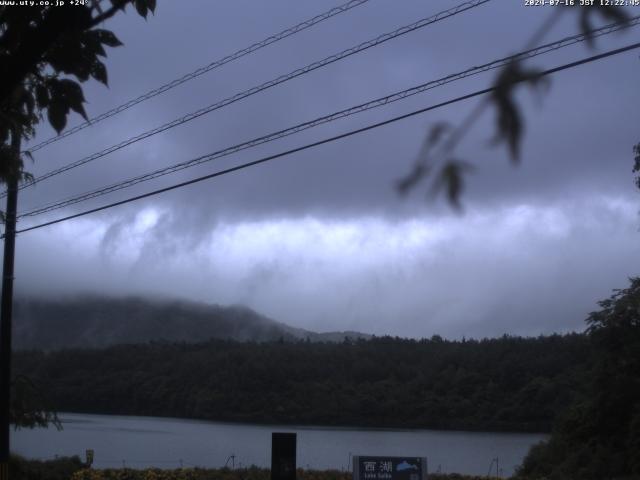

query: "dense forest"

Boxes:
[515, 278, 640, 479]
[14, 333, 591, 433]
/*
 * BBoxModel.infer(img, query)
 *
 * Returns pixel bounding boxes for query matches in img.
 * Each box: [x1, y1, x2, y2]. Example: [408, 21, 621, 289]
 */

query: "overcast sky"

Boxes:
[7, 0, 640, 338]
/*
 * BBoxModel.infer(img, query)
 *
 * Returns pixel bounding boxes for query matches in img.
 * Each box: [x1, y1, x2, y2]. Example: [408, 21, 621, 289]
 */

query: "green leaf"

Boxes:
[91, 60, 108, 86]
[83, 30, 107, 57]
[135, 0, 148, 18]
[424, 122, 451, 154]
[431, 160, 475, 210]
[58, 79, 88, 120]
[20, 171, 35, 184]
[35, 84, 50, 109]
[21, 88, 35, 117]
[47, 101, 68, 134]
[396, 164, 429, 195]
[93, 29, 123, 48]
[45, 40, 93, 80]
[494, 92, 522, 161]
[490, 62, 546, 163]
[579, 6, 629, 48]
[395, 123, 451, 195]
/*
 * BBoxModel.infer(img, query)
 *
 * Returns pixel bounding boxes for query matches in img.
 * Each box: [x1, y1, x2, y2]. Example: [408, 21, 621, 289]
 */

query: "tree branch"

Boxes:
[89, 0, 130, 28]
[0, 1, 133, 108]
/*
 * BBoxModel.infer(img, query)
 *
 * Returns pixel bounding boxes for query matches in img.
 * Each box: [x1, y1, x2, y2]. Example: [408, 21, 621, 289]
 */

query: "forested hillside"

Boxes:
[15, 334, 591, 432]
[516, 278, 640, 479]
[13, 296, 368, 349]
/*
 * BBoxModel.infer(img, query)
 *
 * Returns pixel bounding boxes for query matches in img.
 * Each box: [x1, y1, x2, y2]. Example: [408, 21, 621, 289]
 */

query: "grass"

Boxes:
[10, 456, 494, 480]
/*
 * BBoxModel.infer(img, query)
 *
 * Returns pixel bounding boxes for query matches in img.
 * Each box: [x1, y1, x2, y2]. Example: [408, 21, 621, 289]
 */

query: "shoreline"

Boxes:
[57, 411, 551, 436]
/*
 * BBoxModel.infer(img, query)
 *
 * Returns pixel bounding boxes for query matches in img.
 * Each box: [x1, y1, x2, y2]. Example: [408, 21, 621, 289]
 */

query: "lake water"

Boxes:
[12, 413, 546, 477]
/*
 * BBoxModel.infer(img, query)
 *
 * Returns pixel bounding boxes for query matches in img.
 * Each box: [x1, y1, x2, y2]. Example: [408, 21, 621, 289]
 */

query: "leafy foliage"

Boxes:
[0, 0, 156, 185]
[577, 4, 631, 47]
[431, 160, 475, 210]
[14, 334, 591, 433]
[0, 0, 156, 432]
[515, 278, 640, 479]
[8, 458, 485, 480]
[400, 6, 630, 208]
[489, 63, 547, 163]
[397, 122, 450, 195]
[10, 374, 61, 430]
[10, 454, 84, 480]
[69, 467, 486, 480]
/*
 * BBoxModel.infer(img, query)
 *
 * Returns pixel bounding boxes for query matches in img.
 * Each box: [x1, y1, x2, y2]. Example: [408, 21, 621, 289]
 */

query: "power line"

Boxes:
[6, 0, 490, 198]
[11, 41, 640, 237]
[23, 0, 372, 155]
[17, 17, 638, 219]
[19, 17, 632, 216]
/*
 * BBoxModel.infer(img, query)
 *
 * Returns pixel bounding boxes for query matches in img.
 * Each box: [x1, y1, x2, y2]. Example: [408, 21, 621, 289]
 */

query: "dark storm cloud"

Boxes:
[20, 0, 640, 219]
[7, 0, 640, 337]
[12, 196, 640, 338]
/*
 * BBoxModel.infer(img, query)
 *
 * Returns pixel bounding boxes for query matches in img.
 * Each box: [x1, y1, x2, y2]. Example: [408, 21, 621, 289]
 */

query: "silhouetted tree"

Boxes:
[0, 0, 156, 429]
[14, 334, 592, 432]
[517, 277, 640, 479]
[10, 375, 60, 430]
[0, 0, 156, 184]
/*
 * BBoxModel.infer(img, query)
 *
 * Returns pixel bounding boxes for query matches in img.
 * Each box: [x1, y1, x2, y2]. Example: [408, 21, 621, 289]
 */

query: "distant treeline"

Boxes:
[14, 334, 591, 433]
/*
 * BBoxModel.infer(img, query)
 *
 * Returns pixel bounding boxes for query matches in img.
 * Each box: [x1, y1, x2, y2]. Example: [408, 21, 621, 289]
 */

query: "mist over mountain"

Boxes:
[13, 295, 370, 350]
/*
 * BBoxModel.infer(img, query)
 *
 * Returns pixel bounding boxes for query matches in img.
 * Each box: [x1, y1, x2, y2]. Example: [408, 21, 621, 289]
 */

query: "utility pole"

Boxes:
[0, 131, 20, 480]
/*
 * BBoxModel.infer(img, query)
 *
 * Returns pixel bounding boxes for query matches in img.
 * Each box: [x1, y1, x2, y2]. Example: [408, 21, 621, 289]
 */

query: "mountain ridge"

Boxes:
[13, 294, 370, 350]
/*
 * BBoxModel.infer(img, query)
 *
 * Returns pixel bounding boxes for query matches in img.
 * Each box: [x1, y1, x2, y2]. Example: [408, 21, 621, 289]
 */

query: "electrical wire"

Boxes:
[11, 41, 640, 237]
[23, 0, 373, 154]
[17, 16, 639, 219]
[5, 0, 491, 198]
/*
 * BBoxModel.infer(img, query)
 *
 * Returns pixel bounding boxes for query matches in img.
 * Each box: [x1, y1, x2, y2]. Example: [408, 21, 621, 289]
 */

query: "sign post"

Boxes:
[271, 432, 296, 480]
[353, 456, 428, 480]
[85, 449, 94, 467]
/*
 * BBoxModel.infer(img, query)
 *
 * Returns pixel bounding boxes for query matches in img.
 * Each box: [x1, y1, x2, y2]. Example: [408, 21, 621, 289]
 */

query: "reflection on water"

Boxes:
[12, 413, 546, 476]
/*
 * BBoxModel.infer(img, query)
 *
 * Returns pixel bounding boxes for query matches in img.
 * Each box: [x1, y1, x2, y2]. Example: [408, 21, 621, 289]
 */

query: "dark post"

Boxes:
[0, 133, 19, 480]
[271, 432, 296, 480]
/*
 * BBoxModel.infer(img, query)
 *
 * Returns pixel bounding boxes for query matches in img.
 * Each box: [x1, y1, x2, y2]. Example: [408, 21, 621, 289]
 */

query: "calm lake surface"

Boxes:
[12, 413, 546, 477]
